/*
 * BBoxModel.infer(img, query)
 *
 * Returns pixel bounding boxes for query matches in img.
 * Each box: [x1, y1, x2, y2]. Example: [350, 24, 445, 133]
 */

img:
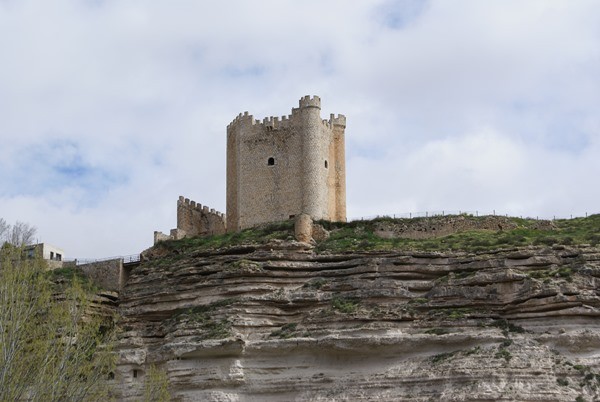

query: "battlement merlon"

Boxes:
[298, 95, 321, 109]
[227, 111, 255, 130]
[227, 96, 339, 132]
[177, 195, 225, 217]
[329, 114, 346, 128]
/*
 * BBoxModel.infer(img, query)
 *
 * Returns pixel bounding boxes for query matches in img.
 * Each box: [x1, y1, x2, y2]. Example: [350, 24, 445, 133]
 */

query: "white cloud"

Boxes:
[1, 0, 599, 257]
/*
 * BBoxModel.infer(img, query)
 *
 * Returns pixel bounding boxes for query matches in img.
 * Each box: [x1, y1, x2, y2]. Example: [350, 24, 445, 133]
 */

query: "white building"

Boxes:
[24, 243, 65, 269]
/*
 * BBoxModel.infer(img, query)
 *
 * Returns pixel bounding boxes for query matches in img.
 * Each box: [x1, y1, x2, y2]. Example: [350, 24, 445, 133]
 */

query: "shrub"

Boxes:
[269, 323, 298, 339]
[425, 328, 449, 335]
[331, 296, 359, 314]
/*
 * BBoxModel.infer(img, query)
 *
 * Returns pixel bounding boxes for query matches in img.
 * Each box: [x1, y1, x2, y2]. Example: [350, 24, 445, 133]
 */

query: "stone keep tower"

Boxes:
[226, 95, 346, 232]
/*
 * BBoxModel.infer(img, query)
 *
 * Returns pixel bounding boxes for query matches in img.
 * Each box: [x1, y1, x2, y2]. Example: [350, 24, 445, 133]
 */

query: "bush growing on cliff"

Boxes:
[331, 296, 359, 314]
[168, 299, 238, 340]
[143, 364, 170, 402]
[0, 246, 115, 401]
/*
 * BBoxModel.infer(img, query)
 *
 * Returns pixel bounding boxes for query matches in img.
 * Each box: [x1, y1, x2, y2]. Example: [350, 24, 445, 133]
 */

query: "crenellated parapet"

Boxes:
[154, 196, 226, 245]
[298, 94, 321, 108]
[329, 113, 346, 127]
[227, 96, 336, 133]
[177, 196, 226, 238]
[177, 196, 226, 219]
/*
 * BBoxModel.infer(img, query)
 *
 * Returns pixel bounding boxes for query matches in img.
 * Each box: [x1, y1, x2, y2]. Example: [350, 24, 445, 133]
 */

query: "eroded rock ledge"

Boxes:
[114, 242, 600, 401]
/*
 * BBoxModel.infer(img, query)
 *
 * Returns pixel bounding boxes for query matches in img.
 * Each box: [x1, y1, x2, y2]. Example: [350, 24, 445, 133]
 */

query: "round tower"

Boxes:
[331, 114, 347, 222]
[298, 95, 327, 219]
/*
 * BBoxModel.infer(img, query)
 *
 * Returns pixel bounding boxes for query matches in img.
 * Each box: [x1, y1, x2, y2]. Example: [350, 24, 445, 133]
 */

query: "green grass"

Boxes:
[431, 351, 458, 364]
[50, 266, 88, 281]
[489, 319, 526, 336]
[269, 323, 298, 339]
[155, 220, 295, 255]
[315, 214, 600, 253]
[432, 307, 472, 320]
[168, 298, 238, 339]
[303, 278, 328, 290]
[425, 327, 450, 335]
[331, 296, 359, 314]
[49, 266, 99, 292]
[495, 348, 512, 362]
[150, 214, 600, 259]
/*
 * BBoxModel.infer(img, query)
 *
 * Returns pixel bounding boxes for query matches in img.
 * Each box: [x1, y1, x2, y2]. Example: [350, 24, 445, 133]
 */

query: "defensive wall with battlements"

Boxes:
[154, 95, 347, 244]
[226, 95, 347, 231]
[154, 196, 226, 244]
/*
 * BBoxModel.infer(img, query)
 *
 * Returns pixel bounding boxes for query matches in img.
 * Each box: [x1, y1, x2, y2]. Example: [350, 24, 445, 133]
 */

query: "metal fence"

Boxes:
[349, 210, 596, 222]
[63, 253, 140, 266]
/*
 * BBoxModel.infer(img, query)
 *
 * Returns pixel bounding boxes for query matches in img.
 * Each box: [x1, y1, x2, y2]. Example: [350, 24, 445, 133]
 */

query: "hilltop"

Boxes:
[147, 213, 600, 255]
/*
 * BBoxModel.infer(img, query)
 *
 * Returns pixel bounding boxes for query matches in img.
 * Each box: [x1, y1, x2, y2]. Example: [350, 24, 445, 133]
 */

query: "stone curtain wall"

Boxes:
[226, 96, 347, 231]
[373, 215, 557, 240]
[79, 258, 123, 292]
[154, 197, 226, 244]
[176, 196, 226, 237]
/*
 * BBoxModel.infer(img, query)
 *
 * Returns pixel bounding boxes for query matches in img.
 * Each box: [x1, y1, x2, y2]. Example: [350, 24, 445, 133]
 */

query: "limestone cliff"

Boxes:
[113, 232, 600, 401]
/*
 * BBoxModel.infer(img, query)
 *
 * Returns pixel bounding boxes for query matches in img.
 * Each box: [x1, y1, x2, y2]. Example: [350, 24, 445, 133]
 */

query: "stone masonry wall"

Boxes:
[373, 215, 557, 240]
[176, 196, 226, 237]
[79, 258, 122, 292]
[226, 96, 346, 231]
[154, 197, 226, 244]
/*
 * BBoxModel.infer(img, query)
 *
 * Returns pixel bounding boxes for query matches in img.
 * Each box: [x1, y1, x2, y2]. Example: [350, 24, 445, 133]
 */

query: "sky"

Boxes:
[1, 0, 599, 259]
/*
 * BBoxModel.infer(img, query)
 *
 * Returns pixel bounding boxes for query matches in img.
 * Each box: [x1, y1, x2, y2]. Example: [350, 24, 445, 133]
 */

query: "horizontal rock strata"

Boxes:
[114, 242, 600, 401]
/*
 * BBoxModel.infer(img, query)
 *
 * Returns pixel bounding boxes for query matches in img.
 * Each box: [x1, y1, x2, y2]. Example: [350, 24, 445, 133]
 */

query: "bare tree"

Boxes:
[0, 219, 37, 246]
[9, 221, 37, 246]
[0, 218, 8, 242]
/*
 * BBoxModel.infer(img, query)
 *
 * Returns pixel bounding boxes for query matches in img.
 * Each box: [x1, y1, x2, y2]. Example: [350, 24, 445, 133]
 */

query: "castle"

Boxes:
[154, 96, 346, 243]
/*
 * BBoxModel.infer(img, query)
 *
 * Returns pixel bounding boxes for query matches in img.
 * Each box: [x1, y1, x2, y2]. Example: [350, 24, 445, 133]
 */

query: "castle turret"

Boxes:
[297, 95, 328, 219]
[331, 114, 347, 222]
[226, 120, 240, 232]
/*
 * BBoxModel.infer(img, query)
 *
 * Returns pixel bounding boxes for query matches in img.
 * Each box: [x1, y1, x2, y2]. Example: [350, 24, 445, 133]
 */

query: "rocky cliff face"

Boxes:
[114, 240, 600, 401]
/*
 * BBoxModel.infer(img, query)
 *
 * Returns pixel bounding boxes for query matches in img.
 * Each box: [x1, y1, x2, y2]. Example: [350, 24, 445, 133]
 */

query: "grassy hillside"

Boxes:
[151, 214, 600, 256]
[318, 214, 600, 253]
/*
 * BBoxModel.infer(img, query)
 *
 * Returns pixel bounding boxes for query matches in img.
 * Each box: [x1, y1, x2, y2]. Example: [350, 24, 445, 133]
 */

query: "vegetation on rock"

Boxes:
[148, 214, 600, 257]
[0, 245, 115, 401]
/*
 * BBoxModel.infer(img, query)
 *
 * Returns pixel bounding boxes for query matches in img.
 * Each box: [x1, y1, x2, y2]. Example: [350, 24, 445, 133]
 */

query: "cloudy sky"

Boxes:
[1, 0, 599, 258]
